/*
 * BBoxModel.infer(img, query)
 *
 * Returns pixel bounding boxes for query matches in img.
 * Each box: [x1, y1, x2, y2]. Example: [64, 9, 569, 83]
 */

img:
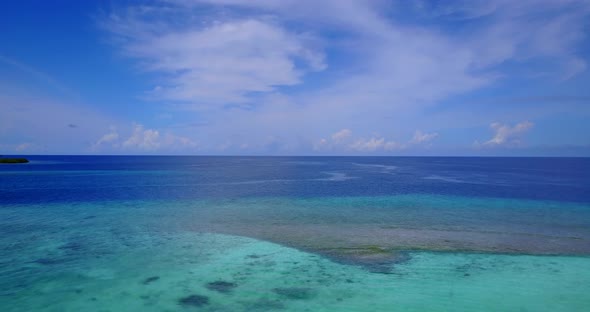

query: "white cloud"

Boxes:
[315, 129, 401, 153]
[349, 137, 400, 152]
[92, 126, 119, 151]
[105, 15, 325, 105]
[477, 121, 534, 147]
[313, 138, 329, 151]
[122, 124, 161, 150]
[414, 0, 589, 79]
[331, 129, 352, 142]
[0, 142, 38, 153]
[15, 142, 33, 152]
[315, 128, 441, 153]
[411, 130, 439, 144]
[162, 133, 199, 150]
[95, 1, 589, 154]
[171, 0, 390, 34]
[92, 124, 197, 153]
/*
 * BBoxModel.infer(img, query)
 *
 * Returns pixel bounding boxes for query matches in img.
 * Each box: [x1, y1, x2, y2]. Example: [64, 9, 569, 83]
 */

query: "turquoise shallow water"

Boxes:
[2, 229, 589, 312]
[1, 198, 590, 311]
[2, 156, 590, 311]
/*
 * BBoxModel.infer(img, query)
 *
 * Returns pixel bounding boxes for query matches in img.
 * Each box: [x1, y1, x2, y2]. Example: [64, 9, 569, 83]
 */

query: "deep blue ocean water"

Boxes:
[2, 156, 590, 203]
[1, 156, 589, 311]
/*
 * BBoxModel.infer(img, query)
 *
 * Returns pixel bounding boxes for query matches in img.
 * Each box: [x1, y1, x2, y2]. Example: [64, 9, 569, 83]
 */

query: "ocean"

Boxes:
[1, 156, 589, 311]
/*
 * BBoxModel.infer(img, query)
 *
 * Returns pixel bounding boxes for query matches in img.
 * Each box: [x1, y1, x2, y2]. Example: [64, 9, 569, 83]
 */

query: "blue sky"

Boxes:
[1, 0, 589, 156]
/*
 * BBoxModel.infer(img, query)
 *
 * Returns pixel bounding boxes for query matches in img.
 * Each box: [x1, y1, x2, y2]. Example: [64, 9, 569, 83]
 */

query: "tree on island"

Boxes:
[0, 155, 29, 163]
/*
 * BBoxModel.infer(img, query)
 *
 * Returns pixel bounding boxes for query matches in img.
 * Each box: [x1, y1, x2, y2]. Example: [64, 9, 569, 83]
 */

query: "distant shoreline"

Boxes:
[0, 158, 29, 164]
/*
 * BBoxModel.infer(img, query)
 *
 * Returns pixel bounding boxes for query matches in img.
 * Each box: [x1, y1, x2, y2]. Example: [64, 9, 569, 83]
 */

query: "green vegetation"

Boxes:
[0, 158, 29, 164]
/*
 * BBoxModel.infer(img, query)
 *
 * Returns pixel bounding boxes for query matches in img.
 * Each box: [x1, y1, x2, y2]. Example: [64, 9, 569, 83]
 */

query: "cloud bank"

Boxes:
[2, 1, 589, 155]
[476, 121, 534, 148]
[95, 0, 590, 154]
[315, 128, 438, 153]
[92, 124, 197, 153]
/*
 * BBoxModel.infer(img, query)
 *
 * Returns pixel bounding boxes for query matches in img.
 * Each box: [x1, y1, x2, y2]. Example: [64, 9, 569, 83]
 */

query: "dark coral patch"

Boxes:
[245, 298, 285, 310]
[272, 287, 315, 300]
[206, 280, 237, 293]
[32, 258, 68, 265]
[178, 294, 210, 307]
[142, 276, 160, 285]
[58, 242, 84, 252]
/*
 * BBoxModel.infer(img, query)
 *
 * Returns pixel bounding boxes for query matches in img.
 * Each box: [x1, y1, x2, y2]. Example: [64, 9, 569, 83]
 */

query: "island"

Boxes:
[0, 158, 29, 164]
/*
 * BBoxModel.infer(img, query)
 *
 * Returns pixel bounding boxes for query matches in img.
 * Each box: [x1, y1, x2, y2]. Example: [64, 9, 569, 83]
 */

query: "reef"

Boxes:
[245, 298, 285, 310]
[32, 258, 68, 265]
[142, 276, 160, 285]
[58, 242, 84, 252]
[178, 294, 210, 307]
[272, 287, 315, 300]
[205, 280, 237, 293]
[317, 246, 395, 263]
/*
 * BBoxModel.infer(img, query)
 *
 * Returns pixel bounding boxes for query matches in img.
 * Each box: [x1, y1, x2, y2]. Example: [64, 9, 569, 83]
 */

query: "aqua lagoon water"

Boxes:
[1, 156, 589, 311]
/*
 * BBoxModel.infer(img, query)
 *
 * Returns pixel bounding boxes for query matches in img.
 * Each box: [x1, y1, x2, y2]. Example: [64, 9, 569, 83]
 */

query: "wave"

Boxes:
[352, 163, 397, 173]
[188, 172, 357, 186]
[423, 175, 466, 183]
[283, 161, 324, 165]
[316, 172, 357, 181]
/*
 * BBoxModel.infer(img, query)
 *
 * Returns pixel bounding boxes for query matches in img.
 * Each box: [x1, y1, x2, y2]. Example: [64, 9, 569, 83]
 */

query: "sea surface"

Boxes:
[1, 156, 589, 311]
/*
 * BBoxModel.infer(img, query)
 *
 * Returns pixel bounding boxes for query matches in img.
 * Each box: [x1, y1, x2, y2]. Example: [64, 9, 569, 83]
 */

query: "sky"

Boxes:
[1, 0, 590, 156]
